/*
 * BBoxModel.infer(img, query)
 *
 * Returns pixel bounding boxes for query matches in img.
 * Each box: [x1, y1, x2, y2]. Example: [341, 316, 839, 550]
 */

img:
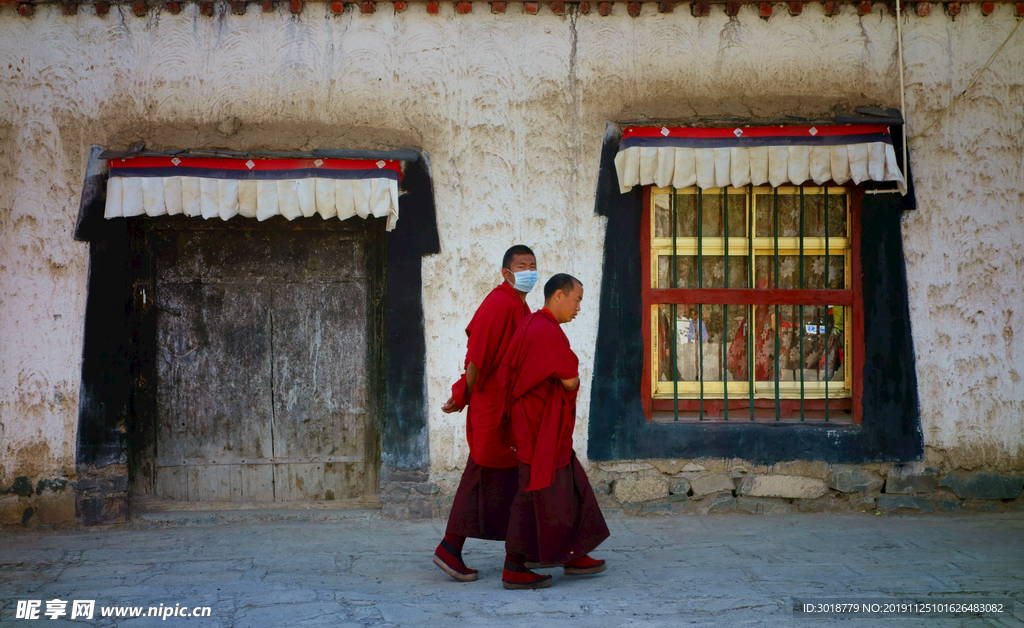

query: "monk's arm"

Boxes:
[559, 376, 579, 391]
[441, 362, 480, 413]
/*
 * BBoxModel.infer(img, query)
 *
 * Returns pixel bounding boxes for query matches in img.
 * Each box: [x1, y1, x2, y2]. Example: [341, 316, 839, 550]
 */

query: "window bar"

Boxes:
[773, 188, 780, 421]
[697, 188, 704, 420]
[799, 187, 805, 421]
[748, 185, 754, 421]
[671, 192, 679, 422]
[824, 188, 830, 422]
[723, 189, 729, 421]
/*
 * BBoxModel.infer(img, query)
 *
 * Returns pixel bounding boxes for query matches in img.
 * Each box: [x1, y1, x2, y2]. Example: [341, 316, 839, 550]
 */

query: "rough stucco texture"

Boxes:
[0, 3, 1021, 488]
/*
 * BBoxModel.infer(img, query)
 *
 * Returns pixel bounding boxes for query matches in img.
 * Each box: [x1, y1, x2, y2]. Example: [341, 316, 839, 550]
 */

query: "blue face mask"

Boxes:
[508, 270, 539, 293]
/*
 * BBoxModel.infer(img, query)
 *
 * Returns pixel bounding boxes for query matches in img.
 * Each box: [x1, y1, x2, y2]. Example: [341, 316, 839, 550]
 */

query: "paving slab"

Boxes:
[1, 513, 1022, 627]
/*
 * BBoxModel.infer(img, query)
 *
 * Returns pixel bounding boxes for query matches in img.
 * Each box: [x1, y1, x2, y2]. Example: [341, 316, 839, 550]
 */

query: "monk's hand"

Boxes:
[560, 376, 580, 391]
[441, 397, 462, 413]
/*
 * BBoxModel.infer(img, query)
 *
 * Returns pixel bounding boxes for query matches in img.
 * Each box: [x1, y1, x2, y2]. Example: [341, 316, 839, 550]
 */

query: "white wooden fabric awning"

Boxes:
[104, 157, 402, 230]
[614, 125, 906, 195]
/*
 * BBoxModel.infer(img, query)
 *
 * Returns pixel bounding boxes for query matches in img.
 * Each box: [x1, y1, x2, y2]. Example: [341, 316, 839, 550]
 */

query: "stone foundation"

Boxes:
[380, 466, 437, 520]
[74, 464, 129, 526]
[430, 458, 1024, 519]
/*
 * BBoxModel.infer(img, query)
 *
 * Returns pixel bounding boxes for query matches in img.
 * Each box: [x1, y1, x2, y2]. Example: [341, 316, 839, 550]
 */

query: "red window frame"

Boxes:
[639, 185, 865, 423]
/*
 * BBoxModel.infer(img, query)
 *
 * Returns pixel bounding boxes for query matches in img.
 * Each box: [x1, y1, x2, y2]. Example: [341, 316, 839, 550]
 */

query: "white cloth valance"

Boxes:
[614, 125, 906, 195]
[104, 157, 402, 230]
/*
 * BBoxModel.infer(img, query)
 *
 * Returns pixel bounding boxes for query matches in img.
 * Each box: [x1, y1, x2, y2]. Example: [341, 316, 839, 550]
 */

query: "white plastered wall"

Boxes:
[0, 2, 1021, 495]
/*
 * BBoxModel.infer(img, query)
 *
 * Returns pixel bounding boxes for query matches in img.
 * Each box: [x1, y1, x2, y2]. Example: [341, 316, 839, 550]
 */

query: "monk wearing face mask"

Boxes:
[498, 273, 610, 589]
[433, 245, 539, 582]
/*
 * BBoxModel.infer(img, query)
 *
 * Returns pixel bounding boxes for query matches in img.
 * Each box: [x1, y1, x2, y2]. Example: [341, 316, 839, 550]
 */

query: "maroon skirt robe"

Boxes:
[505, 454, 610, 564]
[445, 457, 521, 541]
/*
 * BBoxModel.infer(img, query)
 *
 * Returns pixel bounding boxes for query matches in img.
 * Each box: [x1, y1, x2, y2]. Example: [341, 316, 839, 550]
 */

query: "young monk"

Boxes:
[432, 245, 539, 582]
[498, 273, 610, 590]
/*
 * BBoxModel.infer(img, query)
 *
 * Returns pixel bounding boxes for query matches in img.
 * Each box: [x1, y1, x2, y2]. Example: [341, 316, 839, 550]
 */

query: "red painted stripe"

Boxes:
[108, 156, 402, 174]
[623, 124, 888, 139]
[652, 398, 853, 414]
[649, 288, 853, 307]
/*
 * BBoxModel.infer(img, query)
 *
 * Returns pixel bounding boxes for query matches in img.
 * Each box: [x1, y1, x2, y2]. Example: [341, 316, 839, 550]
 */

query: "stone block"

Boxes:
[687, 473, 735, 497]
[876, 495, 935, 513]
[613, 475, 668, 503]
[406, 497, 432, 519]
[110, 475, 129, 493]
[619, 502, 643, 516]
[594, 479, 613, 495]
[409, 482, 439, 495]
[381, 504, 408, 519]
[34, 493, 76, 525]
[74, 475, 128, 495]
[885, 471, 937, 494]
[829, 468, 884, 493]
[797, 499, 828, 513]
[378, 490, 408, 504]
[772, 461, 830, 480]
[668, 477, 691, 495]
[666, 493, 688, 502]
[680, 463, 706, 472]
[651, 459, 687, 475]
[738, 475, 828, 499]
[737, 497, 794, 514]
[76, 495, 128, 525]
[73, 477, 102, 492]
[432, 494, 454, 518]
[381, 468, 428, 483]
[888, 463, 937, 491]
[599, 462, 654, 473]
[850, 494, 878, 509]
[708, 493, 736, 513]
[934, 499, 963, 512]
[938, 472, 1024, 500]
[639, 502, 688, 516]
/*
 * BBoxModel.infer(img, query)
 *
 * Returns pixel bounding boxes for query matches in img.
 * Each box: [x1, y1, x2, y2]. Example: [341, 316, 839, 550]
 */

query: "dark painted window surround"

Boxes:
[588, 123, 923, 464]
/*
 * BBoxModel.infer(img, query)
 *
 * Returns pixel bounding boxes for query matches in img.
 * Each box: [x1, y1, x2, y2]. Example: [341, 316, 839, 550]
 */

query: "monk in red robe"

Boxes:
[432, 245, 539, 583]
[498, 273, 610, 590]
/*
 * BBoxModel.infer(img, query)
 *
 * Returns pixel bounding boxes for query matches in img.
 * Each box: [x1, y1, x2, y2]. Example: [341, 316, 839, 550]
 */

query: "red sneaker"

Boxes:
[563, 555, 606, 576]
[433, 539, 478, 582]
[501, 561, 553, 590]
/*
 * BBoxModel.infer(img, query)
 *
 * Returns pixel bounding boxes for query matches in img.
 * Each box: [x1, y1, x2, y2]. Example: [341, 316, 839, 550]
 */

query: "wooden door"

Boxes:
[145, 218, 382, 504]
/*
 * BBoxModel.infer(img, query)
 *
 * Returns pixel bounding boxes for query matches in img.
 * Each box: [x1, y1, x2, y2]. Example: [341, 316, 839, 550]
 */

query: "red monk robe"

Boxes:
[499, 309, 610, 566]
[453, 281, 529, 469]
[443, 281, 529, 544]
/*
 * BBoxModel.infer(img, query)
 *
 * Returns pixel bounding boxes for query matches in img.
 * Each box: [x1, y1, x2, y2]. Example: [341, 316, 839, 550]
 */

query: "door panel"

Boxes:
[271, 282, 368, 500]
[155, 282, 275, 501]
[149, 224, 376, 503]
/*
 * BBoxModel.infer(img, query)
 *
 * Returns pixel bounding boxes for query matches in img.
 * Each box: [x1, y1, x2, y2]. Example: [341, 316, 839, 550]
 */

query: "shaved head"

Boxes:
[502, 245, 536, 270]
[544, 273, 581, 301]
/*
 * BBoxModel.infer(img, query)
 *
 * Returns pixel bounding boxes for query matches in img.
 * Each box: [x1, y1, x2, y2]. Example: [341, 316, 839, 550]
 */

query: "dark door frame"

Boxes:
[73, 148, 439, 524]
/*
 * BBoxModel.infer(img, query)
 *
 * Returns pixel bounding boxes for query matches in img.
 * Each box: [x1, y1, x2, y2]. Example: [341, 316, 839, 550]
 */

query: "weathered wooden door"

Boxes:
[143, 218, 383, 504]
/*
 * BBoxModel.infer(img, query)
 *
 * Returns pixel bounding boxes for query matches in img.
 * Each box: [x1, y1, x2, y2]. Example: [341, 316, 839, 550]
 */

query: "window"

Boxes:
[641, 185, 862, 423]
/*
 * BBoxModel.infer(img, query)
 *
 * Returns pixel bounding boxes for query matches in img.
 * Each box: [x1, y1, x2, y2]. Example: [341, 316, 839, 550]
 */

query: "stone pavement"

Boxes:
[1, 511, 1022, 627]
